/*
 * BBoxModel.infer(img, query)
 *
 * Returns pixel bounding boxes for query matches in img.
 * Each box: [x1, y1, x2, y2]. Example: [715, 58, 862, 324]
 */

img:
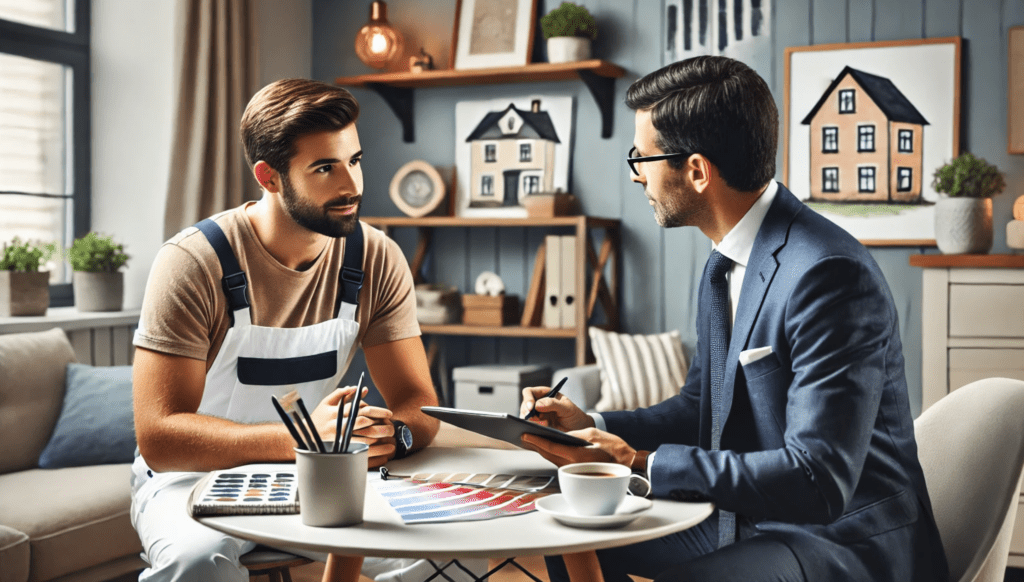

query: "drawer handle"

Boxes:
[478, 386, 494, 394]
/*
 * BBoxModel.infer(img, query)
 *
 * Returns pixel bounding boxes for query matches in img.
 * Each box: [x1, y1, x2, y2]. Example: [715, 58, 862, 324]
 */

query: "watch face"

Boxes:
[399, 171, 435, 208]
[400, 425, 413, 448]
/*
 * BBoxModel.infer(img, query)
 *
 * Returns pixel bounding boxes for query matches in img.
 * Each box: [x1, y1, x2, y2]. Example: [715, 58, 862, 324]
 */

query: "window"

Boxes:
[480, 175, 494, 196]
[484, 143, 496, 162]
[838, 89, 855, 113]
[822, 127, 838, 153]
[898, 129, 913, 153]
[519, 143, 532, 162]
[858, 167, 876, 193]
[0, 0, 90, 305]
[897, 167, 912, 192]
[858, 125, 875, 152]
[822, 167, 839, 192]
[522, 175, 540, 195]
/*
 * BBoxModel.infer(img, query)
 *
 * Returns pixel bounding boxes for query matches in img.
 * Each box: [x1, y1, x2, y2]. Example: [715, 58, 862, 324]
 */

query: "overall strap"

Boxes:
[195, 218, 250, 325]
[335, 222, 365, 319]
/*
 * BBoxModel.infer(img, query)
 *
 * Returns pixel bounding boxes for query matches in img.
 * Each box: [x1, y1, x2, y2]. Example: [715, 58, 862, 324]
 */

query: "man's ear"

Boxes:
[686, 154, 714, 193]
[253, 161, 280, 193]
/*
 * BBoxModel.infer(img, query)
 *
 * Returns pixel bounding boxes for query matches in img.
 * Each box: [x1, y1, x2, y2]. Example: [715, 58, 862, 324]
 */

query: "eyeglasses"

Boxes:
[626, 146, 691, 176]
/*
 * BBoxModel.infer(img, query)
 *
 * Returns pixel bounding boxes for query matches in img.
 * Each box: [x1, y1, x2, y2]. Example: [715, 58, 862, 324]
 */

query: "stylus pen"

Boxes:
[335, 372, 364, 454]
[271, 395, 308, 451]
[524, 376, 569, 421]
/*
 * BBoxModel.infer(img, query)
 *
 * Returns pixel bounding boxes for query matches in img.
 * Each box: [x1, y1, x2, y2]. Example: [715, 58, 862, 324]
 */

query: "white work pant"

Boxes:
[130, 472, 487, 582]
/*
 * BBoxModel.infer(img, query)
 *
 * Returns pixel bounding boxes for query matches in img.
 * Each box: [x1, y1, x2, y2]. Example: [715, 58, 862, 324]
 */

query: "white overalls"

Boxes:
[130, 221, 480, 581]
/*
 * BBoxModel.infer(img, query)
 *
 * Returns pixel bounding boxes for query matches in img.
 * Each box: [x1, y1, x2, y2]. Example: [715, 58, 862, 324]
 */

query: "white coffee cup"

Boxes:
[558, 462, 632, 516]
[294, 442, 368, 527]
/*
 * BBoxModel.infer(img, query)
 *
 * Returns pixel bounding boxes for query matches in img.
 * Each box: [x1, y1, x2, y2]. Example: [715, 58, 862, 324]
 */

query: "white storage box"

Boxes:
[453, 364, 552, 415]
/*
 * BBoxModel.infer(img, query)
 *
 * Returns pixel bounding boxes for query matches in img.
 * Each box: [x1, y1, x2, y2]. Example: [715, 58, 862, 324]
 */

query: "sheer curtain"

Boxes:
[164, 0, 258, 239]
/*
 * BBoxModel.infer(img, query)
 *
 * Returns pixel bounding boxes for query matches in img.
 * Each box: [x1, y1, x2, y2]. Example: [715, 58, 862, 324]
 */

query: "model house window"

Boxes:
[519, 143, 532, 162]
[858, 125, 875, 152]
[858, 167, 876, 193]
[523, 175, 540, 195]
[898, 130, 913, 153]
[822, 168, 839, 192]
[822, 127, 838, 153]
[0, 0, 90, 303]
[484, 144, 496, 162]
[480, 175, 494, 196]
[839, 89, 855, 113]
[897, 167, 912, 192]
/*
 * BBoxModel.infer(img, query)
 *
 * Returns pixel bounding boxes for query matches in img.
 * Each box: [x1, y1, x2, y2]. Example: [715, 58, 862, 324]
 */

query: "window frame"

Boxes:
[857, 124, 875, 152]
[822, 126, 838, 153]
[858, 166, 876, 193]
[897, 167, 913, 192]
[0, 1, 91, 307]
[838, 89, 855, 113]
[898, 129, 913, 153]
[484, 143, 497, 163]
[822, 167, 839, 192]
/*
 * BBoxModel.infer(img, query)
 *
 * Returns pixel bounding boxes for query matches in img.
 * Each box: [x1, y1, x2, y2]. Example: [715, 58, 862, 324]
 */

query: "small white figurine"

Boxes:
[474, 271, 505, 296]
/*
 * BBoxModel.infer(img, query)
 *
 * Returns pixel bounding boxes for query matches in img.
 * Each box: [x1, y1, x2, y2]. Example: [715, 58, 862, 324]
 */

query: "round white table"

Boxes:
[198, 447, 713, 582]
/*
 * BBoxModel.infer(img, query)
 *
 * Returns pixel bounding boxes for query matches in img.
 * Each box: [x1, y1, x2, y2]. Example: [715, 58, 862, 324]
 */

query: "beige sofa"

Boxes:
[0, 328, 144, 582]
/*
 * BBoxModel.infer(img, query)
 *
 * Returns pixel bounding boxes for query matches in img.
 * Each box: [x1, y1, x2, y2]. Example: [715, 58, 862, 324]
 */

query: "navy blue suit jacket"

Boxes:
[602, 185, 948, 581]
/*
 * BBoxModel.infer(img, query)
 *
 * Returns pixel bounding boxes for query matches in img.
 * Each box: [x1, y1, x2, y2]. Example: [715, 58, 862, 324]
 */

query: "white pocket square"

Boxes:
[739, 346, 773, 366]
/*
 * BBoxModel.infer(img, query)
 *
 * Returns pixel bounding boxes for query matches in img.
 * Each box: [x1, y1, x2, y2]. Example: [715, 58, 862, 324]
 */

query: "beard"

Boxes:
[648, 173, 702, 228]
[279, 173, 361, 238]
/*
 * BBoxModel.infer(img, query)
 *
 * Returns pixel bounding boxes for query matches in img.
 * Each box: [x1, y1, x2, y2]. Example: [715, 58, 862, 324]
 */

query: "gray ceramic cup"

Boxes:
[295, 442, 369, 527]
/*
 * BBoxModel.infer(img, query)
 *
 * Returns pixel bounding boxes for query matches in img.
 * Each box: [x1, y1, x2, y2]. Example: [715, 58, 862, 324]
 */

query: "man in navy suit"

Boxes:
[521, 56, 949, 581]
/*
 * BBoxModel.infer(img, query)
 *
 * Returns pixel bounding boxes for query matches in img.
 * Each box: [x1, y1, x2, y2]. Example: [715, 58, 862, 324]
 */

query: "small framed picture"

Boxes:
[450, 0, 537, 70]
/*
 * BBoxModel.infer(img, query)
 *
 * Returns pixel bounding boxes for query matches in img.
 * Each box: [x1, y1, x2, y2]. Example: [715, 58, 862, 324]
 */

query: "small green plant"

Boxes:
[932, 152, 1006, 198]
[1, 238, 56, 272]
[67, 232, 129, 273]
[540, 2, 598, 40]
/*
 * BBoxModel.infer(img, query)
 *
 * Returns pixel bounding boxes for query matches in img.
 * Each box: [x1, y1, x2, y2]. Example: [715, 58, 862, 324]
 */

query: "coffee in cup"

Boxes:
[558, 462, 632, 516]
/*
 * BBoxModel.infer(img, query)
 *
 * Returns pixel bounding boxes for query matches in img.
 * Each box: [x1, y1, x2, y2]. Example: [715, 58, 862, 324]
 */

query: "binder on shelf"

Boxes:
[520, 243, 547, 327]
[560, 235, 577, 328]
[543, 234, 562, 328]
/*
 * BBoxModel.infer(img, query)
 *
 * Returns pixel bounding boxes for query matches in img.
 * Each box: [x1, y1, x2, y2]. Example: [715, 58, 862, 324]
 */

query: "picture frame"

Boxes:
[450, 0, 537, 70]
[389, 160, 447, 218]
[1009, 26, 1024, 154]
[784, 37, 962, 246]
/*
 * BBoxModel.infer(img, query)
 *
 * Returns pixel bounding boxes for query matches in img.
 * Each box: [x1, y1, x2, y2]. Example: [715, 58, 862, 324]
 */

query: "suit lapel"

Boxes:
[718, 186, 804, 430]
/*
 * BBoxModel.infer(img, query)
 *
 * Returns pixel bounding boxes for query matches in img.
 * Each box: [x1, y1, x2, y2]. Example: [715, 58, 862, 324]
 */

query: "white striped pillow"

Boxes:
[589, 328, 688, 412]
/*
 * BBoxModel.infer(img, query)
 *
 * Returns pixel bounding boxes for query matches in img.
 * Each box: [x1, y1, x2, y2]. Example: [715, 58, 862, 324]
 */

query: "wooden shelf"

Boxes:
[363, 215, 619, 230]
[335, 60, 627, 142]
[910, 254, 1024, 268]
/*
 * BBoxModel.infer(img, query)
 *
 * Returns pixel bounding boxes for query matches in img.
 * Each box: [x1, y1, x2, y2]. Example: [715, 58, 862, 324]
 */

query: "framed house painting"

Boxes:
[454, 95, 574, 218]
[450, 0, 536, 70]
[784, 37, 962, 246]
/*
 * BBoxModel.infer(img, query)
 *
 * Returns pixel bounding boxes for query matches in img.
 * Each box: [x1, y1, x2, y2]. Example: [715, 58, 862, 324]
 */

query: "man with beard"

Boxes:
[130, 79, 449, 581]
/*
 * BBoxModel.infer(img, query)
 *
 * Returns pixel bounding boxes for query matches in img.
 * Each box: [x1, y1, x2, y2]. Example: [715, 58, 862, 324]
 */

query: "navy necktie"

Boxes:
[705, 250, 735, 548]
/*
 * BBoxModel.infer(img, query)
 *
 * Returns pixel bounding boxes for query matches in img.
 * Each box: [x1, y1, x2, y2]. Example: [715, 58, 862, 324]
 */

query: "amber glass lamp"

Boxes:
[354, 1, 404, 70]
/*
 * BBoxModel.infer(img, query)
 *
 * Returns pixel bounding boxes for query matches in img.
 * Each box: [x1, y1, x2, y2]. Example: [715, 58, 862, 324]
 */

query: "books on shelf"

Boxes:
[542, 235, 577, 329]
[188, 466, 299, 516]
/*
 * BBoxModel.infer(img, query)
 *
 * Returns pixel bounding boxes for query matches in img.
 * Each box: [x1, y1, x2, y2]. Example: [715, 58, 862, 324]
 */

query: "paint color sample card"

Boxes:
[189, 466, 299, 516]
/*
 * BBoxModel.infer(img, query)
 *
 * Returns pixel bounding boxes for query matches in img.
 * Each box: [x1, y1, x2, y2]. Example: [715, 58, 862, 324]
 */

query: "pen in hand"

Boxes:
[524, 376, 568, 421]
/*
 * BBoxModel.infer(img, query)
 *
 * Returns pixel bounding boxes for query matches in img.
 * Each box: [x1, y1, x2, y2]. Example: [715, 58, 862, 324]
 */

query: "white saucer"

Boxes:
[535, 494, 653, 529]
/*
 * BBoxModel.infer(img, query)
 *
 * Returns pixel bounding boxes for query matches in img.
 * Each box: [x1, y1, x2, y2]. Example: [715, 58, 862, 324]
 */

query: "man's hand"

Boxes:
[521, 428, 635, 468]
[520, 386, 594, 432]
[312, 385, 395, 468]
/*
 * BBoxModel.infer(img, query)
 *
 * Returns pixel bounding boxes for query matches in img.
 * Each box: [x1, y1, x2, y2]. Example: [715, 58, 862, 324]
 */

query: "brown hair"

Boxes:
[240, 78, 360, 174]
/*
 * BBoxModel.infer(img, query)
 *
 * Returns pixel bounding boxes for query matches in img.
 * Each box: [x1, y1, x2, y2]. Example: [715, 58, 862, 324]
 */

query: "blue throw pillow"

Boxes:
[38, 363, 136, 469]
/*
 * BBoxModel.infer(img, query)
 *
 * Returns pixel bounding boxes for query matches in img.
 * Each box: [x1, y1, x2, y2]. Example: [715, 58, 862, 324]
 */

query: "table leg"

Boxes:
[322, 554, 364, 582]
[564, 550, 604, 582]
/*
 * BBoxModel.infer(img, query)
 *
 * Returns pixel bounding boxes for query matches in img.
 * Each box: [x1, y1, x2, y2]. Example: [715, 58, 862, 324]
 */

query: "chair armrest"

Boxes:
[552, 364, 602, 413]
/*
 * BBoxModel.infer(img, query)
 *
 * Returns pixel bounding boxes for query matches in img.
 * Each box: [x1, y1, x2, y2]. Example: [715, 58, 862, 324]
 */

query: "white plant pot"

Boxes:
[0, 271, 49, 316]
[934, 197, 993, 254]
[547, 37, 591, 63]
[73, 271, 124, 312]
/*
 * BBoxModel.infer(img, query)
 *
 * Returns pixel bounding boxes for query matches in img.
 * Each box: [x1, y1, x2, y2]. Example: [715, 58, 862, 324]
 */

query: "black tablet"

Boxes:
[421, 406, 591, 448]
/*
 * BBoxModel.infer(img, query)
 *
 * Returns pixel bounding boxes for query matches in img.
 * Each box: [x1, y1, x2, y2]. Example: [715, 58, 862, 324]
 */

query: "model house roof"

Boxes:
[800, 66, 930, 126]
[465, 103, 561, 143]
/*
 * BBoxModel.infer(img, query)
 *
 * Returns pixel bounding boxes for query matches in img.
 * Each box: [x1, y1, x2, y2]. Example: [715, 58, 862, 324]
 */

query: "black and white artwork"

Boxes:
[663, 0, 771, 64]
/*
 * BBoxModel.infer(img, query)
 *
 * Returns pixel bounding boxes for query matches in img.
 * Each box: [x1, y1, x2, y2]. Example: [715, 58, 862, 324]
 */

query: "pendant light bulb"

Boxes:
[354, 1, 404, 70]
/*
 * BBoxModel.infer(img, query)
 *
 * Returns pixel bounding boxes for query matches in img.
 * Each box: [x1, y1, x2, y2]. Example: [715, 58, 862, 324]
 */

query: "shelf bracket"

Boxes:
[577, 70, 616, 139]
[366, 82, 414, 142]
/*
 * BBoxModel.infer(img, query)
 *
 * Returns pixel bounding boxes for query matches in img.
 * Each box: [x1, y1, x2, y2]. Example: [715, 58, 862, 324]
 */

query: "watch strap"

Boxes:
[393, 420, 412, 459]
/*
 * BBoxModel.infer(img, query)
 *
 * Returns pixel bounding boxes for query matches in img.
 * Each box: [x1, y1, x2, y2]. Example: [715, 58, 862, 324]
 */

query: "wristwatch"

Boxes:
[393, 420, 413, 459]
[628, 449, 652, 497]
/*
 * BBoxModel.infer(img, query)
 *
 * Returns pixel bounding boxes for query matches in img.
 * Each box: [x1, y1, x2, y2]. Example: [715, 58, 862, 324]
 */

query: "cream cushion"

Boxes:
[588, 328, 688, 412]
[0, 525, 29, 582]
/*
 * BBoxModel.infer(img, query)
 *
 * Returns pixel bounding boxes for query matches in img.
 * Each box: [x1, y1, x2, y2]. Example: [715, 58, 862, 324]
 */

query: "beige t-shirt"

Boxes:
[134, 203, 419, 369]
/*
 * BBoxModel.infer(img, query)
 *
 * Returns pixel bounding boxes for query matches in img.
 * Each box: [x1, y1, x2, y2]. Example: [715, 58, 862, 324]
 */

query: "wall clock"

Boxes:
[389, 160, 446, 217]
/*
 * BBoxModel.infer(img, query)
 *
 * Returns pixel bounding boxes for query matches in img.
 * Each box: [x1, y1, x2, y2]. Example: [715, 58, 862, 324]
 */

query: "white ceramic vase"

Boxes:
[546, 37, 591, 63]
[934, 197, 993, 254]
[73, 271, 124, 312]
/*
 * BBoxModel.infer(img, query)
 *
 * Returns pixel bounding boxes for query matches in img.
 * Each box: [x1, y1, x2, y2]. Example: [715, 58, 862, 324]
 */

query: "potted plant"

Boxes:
[0, 238, 55, 316]
[540, 2, 598, 64]
[67, 232, 130, 312]
[932, 152, 1006, 254]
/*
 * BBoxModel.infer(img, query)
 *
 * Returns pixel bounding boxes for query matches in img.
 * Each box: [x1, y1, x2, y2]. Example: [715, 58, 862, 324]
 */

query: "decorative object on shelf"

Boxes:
[0, 237, 55, 317]
[1009, 195, 1024, 250]
[784, 37, 962, 246]
[452, 364, 551, 414]
[540, 2, 597, 63]
[354, 1, 404, 70]
[461, 293, 519, 326]
[66, 232, 130, 312]
[523, 192, 577, 218]
[415, 283, 461, 325]
[662, 0, 772, 62]
[409, 47, 434, 73]
[451, 0, 536, 70]
[389, 160, 447, 217]
[1009, 26, 1024, 154]
[474, 271, 505, 296]
[932, 152, 1005, 255]
[455, 95, 574, 217]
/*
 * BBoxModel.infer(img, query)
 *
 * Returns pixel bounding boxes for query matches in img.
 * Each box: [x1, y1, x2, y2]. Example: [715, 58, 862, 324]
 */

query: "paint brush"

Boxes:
[279, 390, 316, 453]
[335, 372, 364, 454]
[340, 375, 365, 455]
[271, 394, 308, 451]
[295, 396, 327, 453]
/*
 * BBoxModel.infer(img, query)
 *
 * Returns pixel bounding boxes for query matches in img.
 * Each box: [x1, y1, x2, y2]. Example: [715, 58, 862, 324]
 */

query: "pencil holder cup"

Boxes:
[295, 442, 369, 527]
